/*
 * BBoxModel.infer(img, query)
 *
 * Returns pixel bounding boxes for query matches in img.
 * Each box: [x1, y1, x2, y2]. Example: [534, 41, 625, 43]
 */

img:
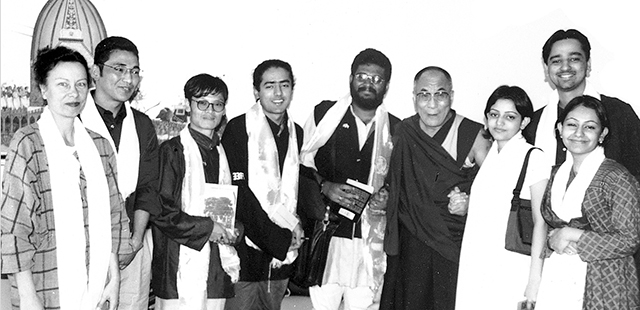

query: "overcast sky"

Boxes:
[2, 0, 638, 123]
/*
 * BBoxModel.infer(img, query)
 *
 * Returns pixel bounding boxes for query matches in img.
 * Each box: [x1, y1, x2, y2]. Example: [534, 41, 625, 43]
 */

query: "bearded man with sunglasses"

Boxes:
[80, 36, 161, 310]
[299, 48, 400, 310]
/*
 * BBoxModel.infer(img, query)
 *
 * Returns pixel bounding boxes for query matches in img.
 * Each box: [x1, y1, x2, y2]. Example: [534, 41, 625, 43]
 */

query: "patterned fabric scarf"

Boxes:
[245, 102, 300, 267]
[178, 126, 240, 308]
[39, 107, 111, 309]
[300, 94, 394, 292]
[81, 95, 140, 200]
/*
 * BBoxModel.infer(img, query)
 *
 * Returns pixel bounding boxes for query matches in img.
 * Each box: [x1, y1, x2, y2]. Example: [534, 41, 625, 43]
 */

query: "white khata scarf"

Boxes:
[545, 146, 605, 303]
[550, 146, 605, 223]
[300, 94, 394, 292]
[39, 107, 111, 310]
[535, 80, 600, 166]
[245, 102, 300, 267]
[81, 95, 140, 200]
[178, 127, 240, 307]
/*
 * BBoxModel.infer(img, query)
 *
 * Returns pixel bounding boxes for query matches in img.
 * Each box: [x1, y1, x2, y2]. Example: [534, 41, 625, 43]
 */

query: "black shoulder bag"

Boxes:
[505, 147, 540, 255]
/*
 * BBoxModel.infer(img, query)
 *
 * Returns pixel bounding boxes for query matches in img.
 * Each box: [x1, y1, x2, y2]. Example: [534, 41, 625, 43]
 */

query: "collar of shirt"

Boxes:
[94, 98, 127, 149]
[188, 125, 218, 150]
[349, 105, 375, 150]
[266, 112, 289, 138]
[95, 100, 127, 125]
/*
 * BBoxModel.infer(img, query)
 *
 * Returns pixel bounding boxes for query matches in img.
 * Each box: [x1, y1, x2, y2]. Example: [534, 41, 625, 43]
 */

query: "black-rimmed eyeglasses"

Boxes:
[193, 99, 225, 112]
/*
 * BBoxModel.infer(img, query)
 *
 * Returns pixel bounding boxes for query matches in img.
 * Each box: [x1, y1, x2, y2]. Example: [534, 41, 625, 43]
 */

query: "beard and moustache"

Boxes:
[351, 84, 385, 111]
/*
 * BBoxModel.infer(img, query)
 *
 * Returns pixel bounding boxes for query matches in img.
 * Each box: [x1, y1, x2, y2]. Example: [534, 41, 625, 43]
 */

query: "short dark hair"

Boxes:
[413, 66, 452, 89]
[252, 59, 295, 91]
[542, 29, 591, 64]
[33, 45, 90, 86]
[484, 85, 534, 119]
[351, 48, 392, 82]
[558, 95, 609, 145]
[184, 73, 229, 103]
[94, 36, 139, 66]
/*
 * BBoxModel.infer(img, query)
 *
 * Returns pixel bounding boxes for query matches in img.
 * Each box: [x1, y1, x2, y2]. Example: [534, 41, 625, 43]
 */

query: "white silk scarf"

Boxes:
[245, 102, 300, 267]
[81, 95, 140, 200]
[39, 107, 111, 309]
[177, 127, 240, 309]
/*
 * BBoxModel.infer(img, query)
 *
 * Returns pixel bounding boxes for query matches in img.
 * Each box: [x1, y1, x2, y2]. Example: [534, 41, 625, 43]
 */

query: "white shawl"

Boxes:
[550, 146, 605, 222]
[81, 95, 140, 200]
[245, 102, 300, 267]
[535, 81, 600, 166]
[176, 127, 240, 309]
[541, 146, 605, 307]
[39, 107, 111, 310]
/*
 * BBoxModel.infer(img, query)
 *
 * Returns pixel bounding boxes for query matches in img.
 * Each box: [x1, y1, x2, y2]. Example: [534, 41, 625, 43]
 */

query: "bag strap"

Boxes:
[512, 147, 540, 200]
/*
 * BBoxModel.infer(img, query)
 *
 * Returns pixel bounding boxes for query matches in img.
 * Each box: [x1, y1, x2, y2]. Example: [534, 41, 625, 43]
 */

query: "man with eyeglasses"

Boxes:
[222, 59, 305, 310]
[151, 73, 252, 309]
[299, 48, 400, 310]
[80, 36, 161, 310]
[379, 66, 490, 310]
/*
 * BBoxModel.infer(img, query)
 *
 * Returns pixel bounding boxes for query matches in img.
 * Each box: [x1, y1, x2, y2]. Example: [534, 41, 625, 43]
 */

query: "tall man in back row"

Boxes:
[300, 48, 400, 310]
[522, 28, 640, 283]
[81, 36, 161, 310]
[523, 28, 640, 182]
[380, 66, 490, 310]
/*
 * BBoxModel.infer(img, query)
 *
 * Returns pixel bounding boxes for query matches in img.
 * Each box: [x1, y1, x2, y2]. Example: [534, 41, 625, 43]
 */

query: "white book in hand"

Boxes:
[201, 184, 238, 231]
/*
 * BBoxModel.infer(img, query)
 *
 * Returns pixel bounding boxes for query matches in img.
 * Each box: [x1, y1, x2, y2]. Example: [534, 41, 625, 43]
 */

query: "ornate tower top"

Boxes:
[30, 0, 107, 105]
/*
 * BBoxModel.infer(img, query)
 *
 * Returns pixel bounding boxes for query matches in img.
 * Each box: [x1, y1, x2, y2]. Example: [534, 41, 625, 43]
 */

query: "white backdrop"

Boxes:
[2, 0, 639, 125]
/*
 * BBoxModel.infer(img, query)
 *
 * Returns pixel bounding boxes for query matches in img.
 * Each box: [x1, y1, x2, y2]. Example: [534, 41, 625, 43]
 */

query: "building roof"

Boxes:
[30, 0, 107, 105]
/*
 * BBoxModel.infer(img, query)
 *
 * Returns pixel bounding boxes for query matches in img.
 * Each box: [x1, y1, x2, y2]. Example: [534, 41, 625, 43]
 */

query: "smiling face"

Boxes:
[91, 49, 141, 111]
[557, 104, 608, 161]
[485, 99, 529, 150]
[545, 38, 590, 96]
[413, 70, 454, 136]
[189, 92, 226, 138]
[254, 67, 293, 124]
[40, 61, 89, 121]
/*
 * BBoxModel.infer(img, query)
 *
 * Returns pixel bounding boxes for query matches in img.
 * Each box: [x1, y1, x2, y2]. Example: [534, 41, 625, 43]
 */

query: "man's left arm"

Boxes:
[121, 117, 161, 267]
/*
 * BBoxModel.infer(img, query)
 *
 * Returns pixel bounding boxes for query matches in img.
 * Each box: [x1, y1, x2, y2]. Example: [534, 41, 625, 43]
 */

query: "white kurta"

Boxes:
[455, 134, 550, 310]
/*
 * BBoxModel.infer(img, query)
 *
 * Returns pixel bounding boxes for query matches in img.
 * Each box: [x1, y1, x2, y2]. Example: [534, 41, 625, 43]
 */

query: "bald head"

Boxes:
[413, 66, 452, 89]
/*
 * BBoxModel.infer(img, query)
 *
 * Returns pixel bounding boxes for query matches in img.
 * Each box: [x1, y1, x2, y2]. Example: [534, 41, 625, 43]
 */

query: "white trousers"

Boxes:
[118, 229, 153, 310]
[309, 283, 374, 310]
[155, 298, 226, 310]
